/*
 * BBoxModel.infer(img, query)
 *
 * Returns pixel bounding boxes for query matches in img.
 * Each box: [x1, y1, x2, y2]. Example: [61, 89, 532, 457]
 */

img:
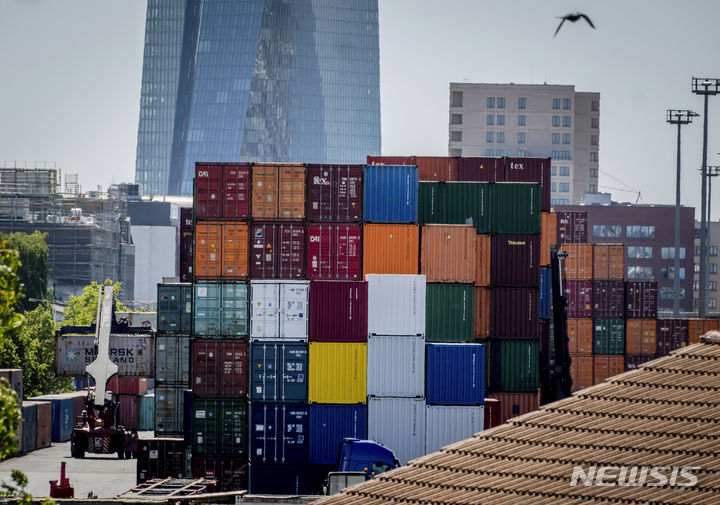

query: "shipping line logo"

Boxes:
[570, 465, 700, 487]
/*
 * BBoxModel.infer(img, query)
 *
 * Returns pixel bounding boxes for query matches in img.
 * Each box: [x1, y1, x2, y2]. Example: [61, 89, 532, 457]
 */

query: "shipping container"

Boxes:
[485, 392, 539, 425]
[250, 403, 309, 464]
[443, 183, 491, 233]
[474, 287, 491, 339]
[155, 335, 190, 385]
[625, 319, 657, 355]
[250, 222, 305, 279]
[184, 390, 192, 443]
[539, 319, 550, 359]
[250, 281, 309, 341]
[503, 156, 551, 211]
[491, 234, 539, 287]
[556, 211, 587, 244]
[308, 343, 366, 404]
[117, 394, 140, 430]
[306, 164, 363, 222]
[418, 182, 441, 225]
[569, 354, 593, 392]
[625, 281, 658, 319]
[250, 342, 308, 402]
[55, 335, 155, 377]
[592, 280, 625, 318]
[155, 385, 185, 436]
[194, 281, 248, 337]
[108, 377, 148, 395]
[309, 281, 368, 342]
[560, 243, 593, 281]
[426, 283, 475, 342]
[540, 268, 551, 319]
[593, 355, 624, 384]
[367, 274, 426, 336]
[29, 394, 73, 442]
[415, 156, 458, 181]
[363, 164, 418, 223]
[490, 288, 539, 339]
[457, 157, 502, 182]
[137, 438, 186, 484]
[251, 163, 305, 219]
[195, 163, 251, 219]
[306, 224, 362, 280]
[567, 319, 593, 354]
[249, 464, 307, 495]
[157, 283, 193, 333]
[475, 234, 491, 287]
[0, 369, 21, 405]
[366, 155, 415, 166]
[426, 343, 485, 405]
[593, 243, 625, 280]
[367, 336, 424, 397]
[29, 401, 51, 449]
[308, 404, 368, 464]
[421, 224, 476, 283]
[362, 224, 419, 276]
[687, 318, 718, 345]
[192, 340, 248, 397]
[540, 212, 557, 267]
[489, 183, 541, 234]
[656, 319, 690, 355]
[194, 221, 249, 279]
[192, 397, 247, 457]
[140, 393, 154, 431]
[624, 354, 656, 371]
[192, 457, 247, 492]
[484, 398, 501, 429]
[367, 397, 426, 465]
[180, 208, 193, 282]
[488, 340, 538, 393]
[564, 281, 592, 318]
[425, 405, 484, 453]
[21, 402, 36, 453]
[593, 318, 625, 355]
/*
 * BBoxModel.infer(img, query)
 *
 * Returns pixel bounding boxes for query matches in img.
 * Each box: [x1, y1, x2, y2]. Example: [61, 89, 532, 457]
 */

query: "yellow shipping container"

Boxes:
[309, 342, 367, 404]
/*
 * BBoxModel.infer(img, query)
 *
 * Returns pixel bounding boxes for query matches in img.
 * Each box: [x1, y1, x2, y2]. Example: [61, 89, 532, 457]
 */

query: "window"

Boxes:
[695, 263, 700, 273]
[498, 97, 506, 108]
[517, 149, 526, 156]
[628, 266, 653, 280]
[485, 149, 494, 156]
[710, 298, 718, 309]
[661, 247, 686, 259]
[594, 225, 622, 238]
[695, 228, 702, 239]
[591, 117, 599, 128]
[590, 168, 597, 178]
[626, 226, 656, 238]
[627, 246, 653, 258]
[711, 281, 718, 292]
[518, 97, 527, 109]
[552, 115, 560, 127]
[496, 148, 505, 156]
[518, 132, 526, 143]
[563, 98, 572, 109]
[487, 115, 494, 125]
[552, 150, 562, 158]
[487, 97, 495, 108]
[661, 267, 686, 280]
[589, 184, 596, 193]
[450, 131, 462, 142]
[562, 133, 571, 144]
[711, 263, 718, 274]
[497, 115, 505, 125]
[563, 116, 571, 127]
[590, 152, 598, 161]
[449, 149, 462, 156]
[696, 246, 701, 256]
[486, 131, 494, 143]
[518, 115, 526, 126]
[592, 100, 599, 111]
[451, 114, 463, 125]
[497, 132, 505, 143]
[559, 182, 570, 192]
[694, 298, 699, 309]
[552, 133, 560, 144]
[559, 166, 570, 176]
[661, 287, 685, 300]
[552, 98, 560, 109]
[551, 182, 557, 192]
[591, 135, 599, 146]
[711, 246, 718, 256]
[551, 166, 557, 176]
[694, 280, 700, 291]
[451, 91, 463, 107]
[561, 151, 571, 160]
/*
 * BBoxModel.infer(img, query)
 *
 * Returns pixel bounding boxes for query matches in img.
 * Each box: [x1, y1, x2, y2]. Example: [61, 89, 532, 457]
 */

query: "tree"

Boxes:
[62, 279, 128, 326]
[0, 232, 50, 311]
[0, 379, 19, 461]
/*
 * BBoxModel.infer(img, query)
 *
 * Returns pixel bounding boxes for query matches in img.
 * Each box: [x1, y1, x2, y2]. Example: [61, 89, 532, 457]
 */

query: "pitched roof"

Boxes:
[315, 333, 720, 504]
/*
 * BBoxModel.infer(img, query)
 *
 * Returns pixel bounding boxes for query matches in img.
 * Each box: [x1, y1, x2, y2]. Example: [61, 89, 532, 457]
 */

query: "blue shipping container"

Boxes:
[363, 165, 418, 223]
[194, 281, 249, 337]
[249, 464, 309, 495]
[540, 267, 551, 319]
[309, 404, 368, 464]
[139, 393, 155, 431]
[426, 343, 486, 406]
[31, 395, 74, 442]
[250, 403, 309, 464]
[250, 342, 308, 402]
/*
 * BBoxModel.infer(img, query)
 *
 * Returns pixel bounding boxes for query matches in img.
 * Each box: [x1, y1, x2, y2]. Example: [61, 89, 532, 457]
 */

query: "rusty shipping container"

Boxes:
[474, 287, 491, 339]
[363, 224, 419, 276]
[250, 222, 305, 279]
[656, 319, 689, 355]
[415, 156, 458, 181]
[306, 164, 363, 222]
[593, 355, 624, 385]
[192, 340, 248, 397]
[560, 243, 593, 281]
[251, 163, 305, 219]
[194, 221, 249, 279]
[625, 281, 658, 319]
[567, 318, 593, 354]
[55, 334, 154, 376]
[569, 354, 593, 392]
[592, 280, 624, 318]
[485, 392, 539, 425]
[421, 224, 476, 283]
[556, 211, 587, 244]
[503, 157, 551, 211]
[457, 157, 502, 182]
[475, 234, 491, 287]
[564, 281, 592, 318]
[30, 401, 52, 449]
[309, 281, 368, 342]
[688, 318, 719, 345]
[307, 224, 362, 280]
[540, 212, 557, 267]
[593, 243, 625, 280]
[194, 163, 251, 219]
[625, 319, 656, 355]
[491, 234, 539, 287]
[490, 288, 539, 338]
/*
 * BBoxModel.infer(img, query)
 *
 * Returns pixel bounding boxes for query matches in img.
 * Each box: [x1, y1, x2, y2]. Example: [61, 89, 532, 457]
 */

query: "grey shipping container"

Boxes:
[155, 385, 186, 436]
[367, 336, 424, 397]
[155, 335, 190, 385]
[22, 402, 36, 453]
[0, 369, 23, 404]
[250, 280, 309, 340]
[157, 283, 193, 333]
[425, 405, 484, 454]
[250, 342, 308, 402]
[367, 397, 426, 465]
[55, 335, 154, 377]
[367, 275, 426, 336]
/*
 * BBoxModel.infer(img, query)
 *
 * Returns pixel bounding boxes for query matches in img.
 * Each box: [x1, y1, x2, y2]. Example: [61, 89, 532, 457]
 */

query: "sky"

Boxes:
[1, 0, 720, 215]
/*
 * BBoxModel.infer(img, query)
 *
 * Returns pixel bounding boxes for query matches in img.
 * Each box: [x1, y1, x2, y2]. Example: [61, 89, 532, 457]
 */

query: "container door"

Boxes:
[280, 283, 309, 340]
[251, 282, 280, 340]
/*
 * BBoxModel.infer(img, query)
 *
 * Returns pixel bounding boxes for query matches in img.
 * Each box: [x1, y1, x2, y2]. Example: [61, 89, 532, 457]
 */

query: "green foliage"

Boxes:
[0, 242, 25, 351]
[0, 232, 50, 311]
[0, 379, 19, 461]
[1, 468, 56, 505]
[62, 279, 128, 326]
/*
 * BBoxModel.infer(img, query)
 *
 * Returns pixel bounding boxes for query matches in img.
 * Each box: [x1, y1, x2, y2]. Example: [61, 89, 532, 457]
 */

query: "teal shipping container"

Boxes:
[418, 182, 490, 233]
[194, 281, 249, 337]
[157, 283, 193, 333]
[155, 335, 190, 385]
[155, 385, 185, 436]
[192, 398, 248, 458]
[425, 284, 475, 342]
[490, 183, 541, 234]
[140, 393, 155, 431]
[593, 318, 625, 355]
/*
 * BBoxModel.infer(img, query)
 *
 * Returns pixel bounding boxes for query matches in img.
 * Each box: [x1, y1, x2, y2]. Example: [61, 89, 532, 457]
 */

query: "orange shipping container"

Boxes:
[561, 243, 593, 280]
[421, 224, 476, 283]
[540, 212, 557, 267]
[415, 156, 458, 182]
[569, 354, 593, 392]
[688, 318, 719, 345]
[475, 234, 491, 286]
[251, 163, 305, 219]
[194, 221, 249, 280]
[625, 319, 656, 355]
[593, 355, 624, 385]
[567, 318, 593, 354]
[363, 224, 419, 276]
[486, 392, 539, 425]
[593, 243, 625, 280]
[474, 287, 490, 339]
[194, 222, 222, 278]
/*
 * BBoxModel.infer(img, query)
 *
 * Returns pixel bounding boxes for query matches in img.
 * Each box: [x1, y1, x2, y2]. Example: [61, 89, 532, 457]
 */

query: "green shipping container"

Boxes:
[194, 281, 249, 337]
[593, 318, 625, 355]
[192, 398, 247, 457]
[418, 182, 491, 233]
[139, 393, 155, 431]
[157, 283, 193, 333]
[490, 183, 541, 234]
[489, 339, 539, 393]
[418, 182, 442, 225]
[426, 284, 475, 342]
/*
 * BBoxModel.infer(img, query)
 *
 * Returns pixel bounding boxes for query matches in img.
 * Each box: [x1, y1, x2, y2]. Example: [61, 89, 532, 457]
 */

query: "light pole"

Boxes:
[666, 110, 698, 316]
[691, 77, 720, 317]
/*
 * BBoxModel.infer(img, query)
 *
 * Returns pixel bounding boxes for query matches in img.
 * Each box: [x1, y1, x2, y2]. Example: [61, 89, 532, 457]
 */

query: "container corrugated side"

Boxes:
[195, 163, 251, 219]
[421, 224, 476, 283]
[560, 243, 593, 281]
[490, 288, 539, 339]
[367, 397, 426, 465]
[139, 394, 155, 431]
[251, 163, 305, 219]
[425, 284, 474, 342]
[55, 335, 154, 377]
[593, 355, 624, 384]
[29, 395, 73, 442]
[625, 281, 658, 319]
[21, 402, 36, 454]
[250, 280, 309, 341]
[540, 268, 551, 319]
[425, 405, 484, 454]
[192, 340, 248, 397]
[415, 156, 458, 181]
[489, 340, 539, 393]
[367, 336, 424, 397]
[426, 343, 485, 405]
[250, 222, 306, 279]
[155, 335, 190, 385]
[490, 234, 539, 287]
[503, 156, 551, 211]
[117, 394, 140, 430]
[306, 224, 362, 280]
[489, 183, 541, 234]
[540, 212, 557, 266]
[193, 281, 249, 337]
[593, 243, 624, 280]
[308, 343, 367, 404]
[418, 182, 441, 225]
[306, 164, 363, 222]
[556, 211, 588, 244]
[567, 318, 593, 354]
[137, 438, 186, 484]
[154, 385, 186, 436]
[367, 274, 426, 335]
[443, 182, 491, 233]
[194, 221, 250, 280]
[363, 165, 419, 223]
[564, 281, 592, 318]
[657, 318, 690, 355]
[474, 287, 491, 339]
[195, 163, 223, 218]
[362, 224, 419, 276]
[569, 354, 593, 392]
[624, 354, 656, 371]
[192, 457, 248, 492]
[593, 318, 625, 355]
[250, 403, 309, 464]
[309, 281, 368, 342]
[688, 318, 718, 345]
[475, 234, 491, 287]
[28, 401, 51, 449]
[192, 398, 247, 457]
[157, 283, 193, 333]
[485, 392, 539, 424]
[457, 157, 502, 182]
[625, 319, 656, 355]
[308, 404, 367, 464]
[592, 280, 625, 318]
[250, 341, 308, 402]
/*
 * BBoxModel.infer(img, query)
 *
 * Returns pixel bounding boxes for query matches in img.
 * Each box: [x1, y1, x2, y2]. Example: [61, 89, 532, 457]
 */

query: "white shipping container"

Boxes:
[251, 280, 309, 340]
[367, 336, 424, 397]
[425, 405, 484, 454]
[367, 275, 426, 335]
[368, 397, 426, 465]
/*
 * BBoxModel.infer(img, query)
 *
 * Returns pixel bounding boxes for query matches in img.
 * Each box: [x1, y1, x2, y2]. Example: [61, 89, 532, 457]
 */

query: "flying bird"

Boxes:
[554, 12, 595, 37]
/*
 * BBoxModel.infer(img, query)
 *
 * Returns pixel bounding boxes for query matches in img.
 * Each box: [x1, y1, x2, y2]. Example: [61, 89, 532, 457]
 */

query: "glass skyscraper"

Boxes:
[135, 0, 381, 196]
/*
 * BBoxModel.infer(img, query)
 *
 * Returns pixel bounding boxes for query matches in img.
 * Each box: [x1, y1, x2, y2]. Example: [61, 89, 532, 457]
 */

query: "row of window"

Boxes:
[551, 198, 570, 205]
[627, 266, 694, 280]
[551, 150, 571, 160]
[550, 166, 571, 176]
[450, 92, 599, 114]
[551, 115, 572, 127]
[593, 225, 657, 238]
[552, 98, 572, 110]
[694, 263, 719, 274]
[550, 182, 570, 192]
[694, 245, 720, 256]
[693, 281, 718, 291]
[694, 298, 718, 309]
[551, 133, 572, 144]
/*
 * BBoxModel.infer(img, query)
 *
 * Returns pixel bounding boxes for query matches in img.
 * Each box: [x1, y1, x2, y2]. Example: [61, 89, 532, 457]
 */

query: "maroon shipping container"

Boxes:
[250, 222, 306, 279]
[194, 163, 250, 219]
[538, 320, 550, 358]
[309, 281, 368, 342]
[192, 340, 249, 397]
[624, 354, 656, 371]
[656, 319, 689, 356]
[117, 394, 140, 430]
[564, 281, 592, 318]
[224, 163, 252, 219]
[195, 163, 222, 218]
[192, 457, 247, 492]
[483, 398, 501, 429]
[366, 155, 415, 166]
[556, 211, 588, 244]
[108, 377, 149, 396]
[180, 208, 193, 281]
[625, 281, 658, 319]
[33, 401, 51, 449]
[306, 164, 363, 222]
[414, 156, 458, 182]
[491, 287, 539, 338]
[457, 157, 501, 182]
[306, 224, 362, 280]
[503, 157, 551, 211]
[490, 235, 539, 287]
[591, 280, 624, 318]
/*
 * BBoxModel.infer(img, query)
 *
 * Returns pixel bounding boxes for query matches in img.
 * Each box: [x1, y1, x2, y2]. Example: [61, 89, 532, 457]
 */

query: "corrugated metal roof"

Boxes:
[314, 332, 720, 504]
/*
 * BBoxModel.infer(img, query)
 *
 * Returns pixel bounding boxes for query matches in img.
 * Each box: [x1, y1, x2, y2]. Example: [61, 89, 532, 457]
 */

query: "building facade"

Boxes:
[135, 0, 381, 196]
[693, 220, 720, 314]
[448, 83, 599, 205]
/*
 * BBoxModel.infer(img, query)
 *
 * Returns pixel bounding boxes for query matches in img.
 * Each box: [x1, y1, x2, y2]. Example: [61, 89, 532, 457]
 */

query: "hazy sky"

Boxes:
[1, 0, 720, 214]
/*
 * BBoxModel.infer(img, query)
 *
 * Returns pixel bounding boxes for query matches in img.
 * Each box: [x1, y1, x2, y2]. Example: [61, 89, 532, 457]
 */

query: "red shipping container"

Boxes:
[192, 340, 249, 397]
[567, 318, 593, 354]
[250, 222, 305, 279]
[366, 155, 415, 166]
[307, 224, 362, 280]
[503, 157, 551, 211]
[564, 281, 592, 318]
[556, 211, 588, 244]
[195, 163, 251, 219]
[180, 208, 193, 282]
[625, 281, 658, 319]
[538, 320, 550, 358]
[195, 163, 222, 218]
[457, 157, 501, 182]
[656, 319, 689, 356]
[688, 318, 719, 345]
[591, 280, 624, 318]
[309, 281, 368, 342]
[108, 377, 149, 396]
[306, 164, 363, 222]
[224, 163, 252, 219]
[415, 156, 458, 182]
[117, 394, 140, 430]
[32, 401, 52, 449]
[624, 354, 655, 371]
[486, 392, 539, 425]
[491, 287, 539, 338]
[593, 355, 624, 385]
[490, 235, 539, 287]
[192, 457, 248, 492]
[569, 354, 593, 392]
[483, 398, 501, 429]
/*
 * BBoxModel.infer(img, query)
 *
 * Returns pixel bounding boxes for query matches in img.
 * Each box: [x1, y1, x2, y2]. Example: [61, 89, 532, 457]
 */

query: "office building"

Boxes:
[693, 221, 720, 314]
